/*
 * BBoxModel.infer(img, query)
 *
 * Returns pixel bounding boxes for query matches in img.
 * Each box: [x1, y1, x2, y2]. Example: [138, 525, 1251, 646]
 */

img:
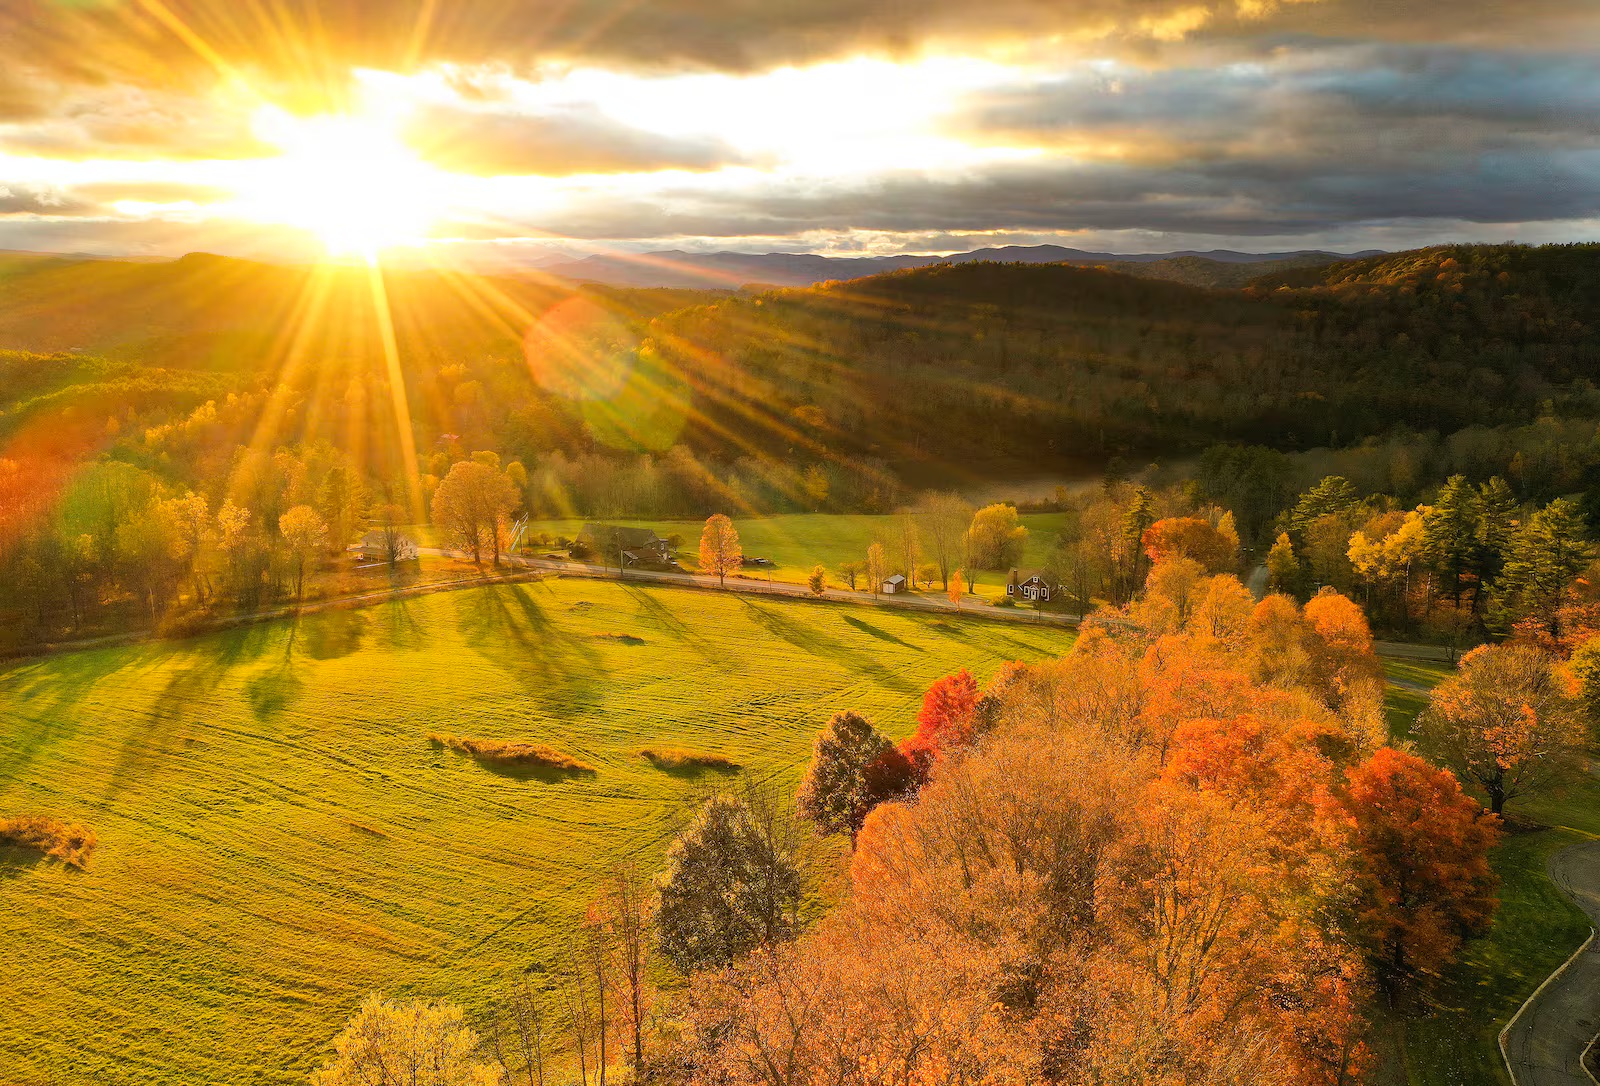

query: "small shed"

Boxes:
[881, 574, 908, 594]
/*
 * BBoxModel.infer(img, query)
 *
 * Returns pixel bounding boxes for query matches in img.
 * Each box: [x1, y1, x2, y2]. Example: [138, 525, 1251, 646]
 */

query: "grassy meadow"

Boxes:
[0, 577, 1074, 1086]
[507, 511, 1071, 596]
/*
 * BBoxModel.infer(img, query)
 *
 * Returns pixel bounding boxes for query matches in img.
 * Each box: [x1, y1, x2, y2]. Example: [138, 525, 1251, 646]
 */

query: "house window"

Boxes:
[1041, 586, 1050, 601]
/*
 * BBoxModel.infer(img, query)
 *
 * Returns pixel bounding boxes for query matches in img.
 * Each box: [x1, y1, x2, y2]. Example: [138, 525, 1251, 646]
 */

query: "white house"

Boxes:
[881, 574, 908, 594]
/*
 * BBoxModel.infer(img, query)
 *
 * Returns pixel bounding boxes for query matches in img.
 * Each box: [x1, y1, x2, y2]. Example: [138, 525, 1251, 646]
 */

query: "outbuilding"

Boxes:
[881, 574, 908, 594]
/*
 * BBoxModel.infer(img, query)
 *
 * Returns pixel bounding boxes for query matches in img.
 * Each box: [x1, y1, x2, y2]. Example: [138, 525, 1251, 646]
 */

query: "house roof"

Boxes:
[883, 574, 907, 585]
[580, 523, 664, 548]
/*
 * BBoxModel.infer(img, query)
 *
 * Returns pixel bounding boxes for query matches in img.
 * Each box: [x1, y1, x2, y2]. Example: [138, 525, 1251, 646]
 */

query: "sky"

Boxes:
[1, 0, 1597, 263]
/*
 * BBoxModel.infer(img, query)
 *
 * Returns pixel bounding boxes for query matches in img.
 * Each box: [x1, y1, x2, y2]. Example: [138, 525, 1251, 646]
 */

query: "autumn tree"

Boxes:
[796, 710, 913, 844]
[900, 669, 982, 778]
[1267, 532, 1302, 594]
[865, 541, 888, 596]
[1418, 642, 1586, 814]
[656, 789, 802, 972]
[279, 504, 329, 603]
[836, 560, 865, 590]
[372, 501, 418, 569]
[312, 994, 500, 1086]
[965, 502, 1027, 570]
[919, 491, 974, 589]
[590, 864, 654, 1080]
[1345, 748, 1499, 995]
[947, 568, 965, 611]
[488, 976, 548, 1086]
[1142, 516, 1238, 573]
[808, 564, 826, 595]
[432, 460, 519, 566]
[698, 513, 742, 587]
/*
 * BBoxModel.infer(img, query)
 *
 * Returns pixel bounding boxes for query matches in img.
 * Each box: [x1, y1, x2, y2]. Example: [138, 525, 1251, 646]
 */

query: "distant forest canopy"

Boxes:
[2, 242, 1599, 529]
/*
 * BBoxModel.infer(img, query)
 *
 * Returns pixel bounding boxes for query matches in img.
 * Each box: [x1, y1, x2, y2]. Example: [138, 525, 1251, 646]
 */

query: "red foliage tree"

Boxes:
[1344, 747, 1499, 995]
[898, 669, 982, 781]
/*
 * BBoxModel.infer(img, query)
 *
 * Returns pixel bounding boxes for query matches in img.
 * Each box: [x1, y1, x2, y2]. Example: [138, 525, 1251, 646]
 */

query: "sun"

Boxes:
[237, 106, 448, 258]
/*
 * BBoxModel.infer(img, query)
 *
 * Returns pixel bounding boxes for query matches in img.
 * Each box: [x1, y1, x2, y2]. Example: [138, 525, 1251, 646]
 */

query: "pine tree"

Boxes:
[1289, 476, 1358, 536]
[1422, 475, 1480, 604]
[1473, 476, 1518, 591]
[1501, 498, 1589, 639]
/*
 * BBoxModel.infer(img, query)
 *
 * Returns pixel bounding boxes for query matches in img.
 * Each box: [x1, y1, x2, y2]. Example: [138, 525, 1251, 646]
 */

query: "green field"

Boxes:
[508, 512, 1070, 596]
[0, 577, 1074, 1086]
[1380, 658, 1599, 1086]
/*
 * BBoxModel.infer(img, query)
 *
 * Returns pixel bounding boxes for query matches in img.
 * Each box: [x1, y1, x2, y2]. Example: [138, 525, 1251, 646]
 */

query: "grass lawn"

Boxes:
[508, 512, 1069, 598]
[0, 577, 1073, 1086]
[1380, 658, 1599, 1086]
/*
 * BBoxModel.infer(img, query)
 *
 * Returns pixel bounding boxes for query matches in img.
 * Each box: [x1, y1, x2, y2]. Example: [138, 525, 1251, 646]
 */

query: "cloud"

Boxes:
[405, 103, 746, 176]
[0, 185, 94, 217]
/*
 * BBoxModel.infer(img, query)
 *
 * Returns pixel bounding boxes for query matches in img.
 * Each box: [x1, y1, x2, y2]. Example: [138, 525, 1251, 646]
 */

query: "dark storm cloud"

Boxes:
[965, 46, 1600, 150]
[486, 141, 1600, 241]
[406, 103, 746, 176]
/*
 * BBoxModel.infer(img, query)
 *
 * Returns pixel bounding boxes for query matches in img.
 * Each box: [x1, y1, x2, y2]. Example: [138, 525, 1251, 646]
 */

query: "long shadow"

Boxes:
[376, 596, 426, 653]
[740, 598, 920, 695]
[104, 620, 285, 797]
[453, 583, 609, 713]
[299, 608, 369, 660]
[843, 614, 920, 650]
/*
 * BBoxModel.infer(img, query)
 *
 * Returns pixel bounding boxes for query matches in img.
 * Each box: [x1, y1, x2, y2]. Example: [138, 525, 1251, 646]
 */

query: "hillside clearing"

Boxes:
[0, 577, 1072, 1086]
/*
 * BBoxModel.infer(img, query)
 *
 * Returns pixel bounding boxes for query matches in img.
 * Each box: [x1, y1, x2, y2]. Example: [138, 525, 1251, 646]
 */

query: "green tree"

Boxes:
[1473, 476, 1518, 601]
[1423, 475, 1480, 604]
[1501, 498, 1589, 640]
[796, 710, 912, 844]
[656, 790, 802, 972]
[1290, 476, 1358, 536]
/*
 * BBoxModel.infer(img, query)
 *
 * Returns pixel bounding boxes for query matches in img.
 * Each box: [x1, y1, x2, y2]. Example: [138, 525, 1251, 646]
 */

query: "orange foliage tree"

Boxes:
[685, 611, 1506, 1086]
[1142, 515, 1239, 572]
[1417, 642, 1586, 814]
[1344, 747, 1499, 993]
[698, 513, 742, 587]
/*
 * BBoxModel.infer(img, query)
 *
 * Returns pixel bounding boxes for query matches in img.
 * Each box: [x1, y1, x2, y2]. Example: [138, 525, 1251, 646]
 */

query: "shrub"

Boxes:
[641, 747, 742, 772]
[426, 732, 595, 772]
[0, 815, 96, 867]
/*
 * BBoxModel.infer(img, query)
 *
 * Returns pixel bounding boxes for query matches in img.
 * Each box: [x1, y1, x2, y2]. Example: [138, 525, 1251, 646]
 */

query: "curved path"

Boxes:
[1503, 841, 1600, 1086]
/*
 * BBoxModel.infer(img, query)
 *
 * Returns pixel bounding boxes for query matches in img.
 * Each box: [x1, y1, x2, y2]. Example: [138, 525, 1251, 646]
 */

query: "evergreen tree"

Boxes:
[1472, 476, 1518, 603]
[1289, 476, 1358, 537]
[1422, 475, 1480, 604]
[1501, 498, 1589, 639]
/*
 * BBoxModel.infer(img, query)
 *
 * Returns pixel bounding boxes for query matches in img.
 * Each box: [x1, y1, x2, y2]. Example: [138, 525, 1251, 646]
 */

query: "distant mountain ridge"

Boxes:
[538, 244, 1385, 288]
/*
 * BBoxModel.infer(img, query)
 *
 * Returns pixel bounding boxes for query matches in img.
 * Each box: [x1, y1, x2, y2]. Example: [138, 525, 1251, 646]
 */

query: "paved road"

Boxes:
[1503, 841, 1600, 1086]
[417, 548, 1080, 628]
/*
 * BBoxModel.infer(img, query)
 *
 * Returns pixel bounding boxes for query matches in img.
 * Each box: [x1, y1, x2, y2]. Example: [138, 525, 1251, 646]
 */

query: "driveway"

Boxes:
[1502, 841, 1600, 1086]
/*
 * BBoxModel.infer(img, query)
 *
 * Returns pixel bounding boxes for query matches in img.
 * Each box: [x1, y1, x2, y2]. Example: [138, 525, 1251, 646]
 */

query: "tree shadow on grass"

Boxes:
[298, 607, 369, 660]
[842, 614, 920, 650]
[739, 598, 920, 695]
[105, 620, 283, 797]
[454, 584, 608, 714]
[376, 596, 426, 653]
